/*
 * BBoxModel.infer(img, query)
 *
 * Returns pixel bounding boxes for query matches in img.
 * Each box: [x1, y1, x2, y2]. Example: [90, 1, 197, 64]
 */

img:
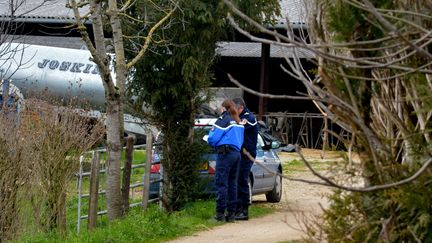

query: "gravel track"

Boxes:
[169, 151, 333, 243]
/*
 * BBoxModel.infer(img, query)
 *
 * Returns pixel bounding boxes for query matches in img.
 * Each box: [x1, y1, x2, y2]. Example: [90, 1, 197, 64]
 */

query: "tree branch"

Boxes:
[69, 0, 116, 95]
[361, 0, 432, 61]
[295, 145, 432, 192]
[242, 147, 432, 193]
[127, 3, 177, 69]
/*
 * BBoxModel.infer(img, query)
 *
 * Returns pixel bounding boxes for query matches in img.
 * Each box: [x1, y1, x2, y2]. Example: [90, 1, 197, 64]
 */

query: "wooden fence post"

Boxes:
[88, 151, 100, 230]
[142, 130, 153, 210]
[122, 134, 136, 214]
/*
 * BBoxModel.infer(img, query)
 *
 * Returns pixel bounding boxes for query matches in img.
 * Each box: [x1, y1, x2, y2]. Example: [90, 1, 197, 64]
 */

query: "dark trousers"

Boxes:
[237, 157, 254, 208]
[215, 150, 240, 213]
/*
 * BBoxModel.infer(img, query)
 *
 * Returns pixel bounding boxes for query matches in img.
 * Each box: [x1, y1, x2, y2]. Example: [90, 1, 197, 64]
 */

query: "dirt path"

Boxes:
[169, 152, 332, 243]
[169, 211, 307, 243]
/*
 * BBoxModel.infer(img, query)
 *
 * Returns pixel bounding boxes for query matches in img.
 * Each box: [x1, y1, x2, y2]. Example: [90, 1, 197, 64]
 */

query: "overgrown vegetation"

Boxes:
[21, 200, 273, 242]
[305, 0, 432, 241]
[0, 106, 30, 241]
[25, 100, 104, 234]
[0, 98, 104, 241]
[221, 0, 432, 240]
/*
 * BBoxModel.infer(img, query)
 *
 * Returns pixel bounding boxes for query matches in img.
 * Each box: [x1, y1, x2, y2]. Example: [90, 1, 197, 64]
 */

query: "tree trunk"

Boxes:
[161, 138, 174, 212]
[103, 0, 129, 220]
[108, 0, 126, 96]
[105, 98, 124, 220]
[72, 0, 128, 222]
[161, 168, 174, 211]
[71, 0, 173, 219]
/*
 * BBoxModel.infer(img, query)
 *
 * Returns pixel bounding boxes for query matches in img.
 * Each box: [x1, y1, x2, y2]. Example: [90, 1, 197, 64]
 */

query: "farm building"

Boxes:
[0, 0, 344, 148]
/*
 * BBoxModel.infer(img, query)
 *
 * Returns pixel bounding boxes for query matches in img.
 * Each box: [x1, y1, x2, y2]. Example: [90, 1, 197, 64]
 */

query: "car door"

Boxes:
[251, 134, 274, 192]
[259, 134, 278, 189]
[250, 134, 265, 193]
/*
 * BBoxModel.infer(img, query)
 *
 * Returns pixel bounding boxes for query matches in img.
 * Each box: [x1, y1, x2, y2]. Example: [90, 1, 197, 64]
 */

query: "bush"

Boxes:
[0, 98, 104, 240]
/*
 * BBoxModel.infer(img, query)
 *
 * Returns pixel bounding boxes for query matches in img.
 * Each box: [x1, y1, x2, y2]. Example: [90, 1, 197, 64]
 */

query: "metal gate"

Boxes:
[75, 145, 162, 233]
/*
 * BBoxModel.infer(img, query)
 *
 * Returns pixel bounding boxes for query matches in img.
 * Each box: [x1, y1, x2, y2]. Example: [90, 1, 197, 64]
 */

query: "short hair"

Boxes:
[232, 97, 246, 107]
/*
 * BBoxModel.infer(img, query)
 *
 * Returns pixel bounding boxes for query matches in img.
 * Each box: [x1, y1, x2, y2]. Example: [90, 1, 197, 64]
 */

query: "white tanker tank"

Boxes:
[0, 42, 149, 137]
[0, 42, 109, 109]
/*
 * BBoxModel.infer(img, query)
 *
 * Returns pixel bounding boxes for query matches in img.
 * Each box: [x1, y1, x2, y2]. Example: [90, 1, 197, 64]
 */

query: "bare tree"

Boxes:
[23, 98, 104, 235]
[67, 0, 176, 220]
[222, 0, 432, 240]
[0, 1, 75, 240]
[223, 0, 432, 190]
[0, 103, 29, 241]
[0, 94, 104, 239]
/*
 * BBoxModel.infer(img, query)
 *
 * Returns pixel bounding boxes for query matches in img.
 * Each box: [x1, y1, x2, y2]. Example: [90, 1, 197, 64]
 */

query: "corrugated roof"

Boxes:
[3, 37, 314, 59]
[0, 0, 306, 27]
[2, 36, 315, 59]
[2, 35, 87, 49]
[278, 0, 307, 27]
[0, 0, 310, 58]
[217, 42, 314, 59]
[0, 0, 88, 23]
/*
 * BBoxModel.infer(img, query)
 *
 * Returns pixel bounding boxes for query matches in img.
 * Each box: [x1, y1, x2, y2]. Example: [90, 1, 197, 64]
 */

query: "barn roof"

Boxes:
[0, 0, 87, 23]
[217, 42, 313, 59]
[0, 0, 310, 58]
[0, 0, 307, 26]
[278, 0, 308, 28]
[4, 36, 314, 58]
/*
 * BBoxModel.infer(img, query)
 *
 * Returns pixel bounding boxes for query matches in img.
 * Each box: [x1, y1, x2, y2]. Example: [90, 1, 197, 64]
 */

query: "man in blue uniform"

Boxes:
[208, 99, 244, 222]
[233, 97, 258, 220]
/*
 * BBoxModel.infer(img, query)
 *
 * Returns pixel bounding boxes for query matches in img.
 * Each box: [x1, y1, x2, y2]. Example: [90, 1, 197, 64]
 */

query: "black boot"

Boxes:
[225, 211, 236, 223]
[235, 205, 243, 216]
[214, 212, 225, 222]
[234, 206, 249, 220]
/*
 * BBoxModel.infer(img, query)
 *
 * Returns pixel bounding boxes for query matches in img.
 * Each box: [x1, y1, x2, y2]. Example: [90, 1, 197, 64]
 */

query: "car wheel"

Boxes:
[265, 172, 282, 202]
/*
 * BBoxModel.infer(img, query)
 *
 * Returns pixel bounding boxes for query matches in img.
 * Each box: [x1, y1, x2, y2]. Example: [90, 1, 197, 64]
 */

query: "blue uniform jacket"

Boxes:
[207, 112, 244, 151]
[240, 107, 258, 158]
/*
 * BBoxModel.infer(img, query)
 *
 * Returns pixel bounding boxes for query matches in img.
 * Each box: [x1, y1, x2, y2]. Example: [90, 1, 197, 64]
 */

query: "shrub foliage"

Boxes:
[307, 0, 432, 241]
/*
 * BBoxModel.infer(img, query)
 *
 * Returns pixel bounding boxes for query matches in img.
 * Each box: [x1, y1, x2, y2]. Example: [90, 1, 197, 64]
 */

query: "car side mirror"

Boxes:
[271, 141, 280, 149]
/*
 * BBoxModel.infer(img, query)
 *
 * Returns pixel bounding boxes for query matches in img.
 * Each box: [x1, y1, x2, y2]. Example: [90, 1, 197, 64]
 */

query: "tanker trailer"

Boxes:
[0, 42, 107, 109]
[0, 42, 146, 137]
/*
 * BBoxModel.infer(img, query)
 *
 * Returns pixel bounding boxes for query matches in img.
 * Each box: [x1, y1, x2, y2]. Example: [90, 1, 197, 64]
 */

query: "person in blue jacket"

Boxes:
[233, 97, 258, 220]
[207, 99, 244, 222]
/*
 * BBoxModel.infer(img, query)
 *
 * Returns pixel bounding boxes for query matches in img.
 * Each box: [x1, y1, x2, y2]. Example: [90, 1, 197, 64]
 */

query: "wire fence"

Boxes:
[75, 144, 162, 234]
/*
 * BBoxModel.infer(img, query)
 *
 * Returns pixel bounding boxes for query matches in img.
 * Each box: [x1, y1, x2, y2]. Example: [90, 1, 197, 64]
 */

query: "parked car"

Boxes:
[149, 118, 283, 203]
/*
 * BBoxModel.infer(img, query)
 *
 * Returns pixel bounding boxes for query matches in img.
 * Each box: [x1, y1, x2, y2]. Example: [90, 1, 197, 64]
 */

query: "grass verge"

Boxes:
[282, 159, 329, 175]
[20, 199, 273, 243]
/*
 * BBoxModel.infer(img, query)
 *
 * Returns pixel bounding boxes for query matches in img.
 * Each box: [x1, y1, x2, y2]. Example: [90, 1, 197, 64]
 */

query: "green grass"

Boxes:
[65, 149, 149, 232]
[21, 149, 274, 242]
[21, 200, 274, 243]
[282, 159, 329, 175]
